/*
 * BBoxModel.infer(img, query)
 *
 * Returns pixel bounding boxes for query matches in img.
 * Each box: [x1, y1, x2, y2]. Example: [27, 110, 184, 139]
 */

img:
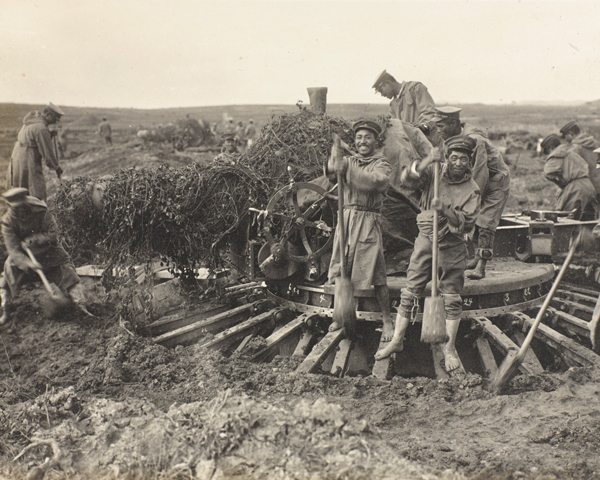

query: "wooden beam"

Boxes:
[556, 289, 598, 306]
[202, 307, 287, 351]
[148, 304, 229, 336]
[250, 314, 309, 362]
[154, 302, 258, 348]
[547, 306, 590, 337]
[560, 283, 600, 298]
[296, 329, 344, 374]
[293, 331, 316, 358]
[550, 298, 594, 319]
[511, 331, 544, 374]
[331, 339, 353, 377]
[475, 337, 498, 377]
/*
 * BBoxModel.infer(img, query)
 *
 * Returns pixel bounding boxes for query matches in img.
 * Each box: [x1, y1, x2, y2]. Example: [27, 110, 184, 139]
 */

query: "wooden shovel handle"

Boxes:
[23, 245, 54, 295]
[431, 161, 439, 297]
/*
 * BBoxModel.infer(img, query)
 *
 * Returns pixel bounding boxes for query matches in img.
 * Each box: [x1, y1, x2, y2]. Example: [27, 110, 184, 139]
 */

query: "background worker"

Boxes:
[98, 117, 112, 145]
[559, 120, 600, 196]
[0, 188, 91, 324]
[372, 69, 436, 134]
[540, 133, 598, 220]
[7, 102, 64, 202]
[375, 136, 481, 372]
[326, 120, 394, 339]
[213, 133, 240, 164]
[432, 106, 510, 279]
[245, 119, 257, 148]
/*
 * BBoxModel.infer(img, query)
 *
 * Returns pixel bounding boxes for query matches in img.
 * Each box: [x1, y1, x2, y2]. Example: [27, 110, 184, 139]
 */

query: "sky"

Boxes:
[1, 0, 599, 109]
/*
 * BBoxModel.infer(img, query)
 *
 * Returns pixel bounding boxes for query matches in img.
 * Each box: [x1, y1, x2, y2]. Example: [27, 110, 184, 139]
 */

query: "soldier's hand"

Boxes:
[432, 198, 446, 213]
[56, 166, 63, 178]
[431, 147, 442, 163]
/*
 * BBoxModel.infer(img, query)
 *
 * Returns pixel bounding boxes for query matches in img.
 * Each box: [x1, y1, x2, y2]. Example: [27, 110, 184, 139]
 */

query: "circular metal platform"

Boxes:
[268, 258, 555, 321]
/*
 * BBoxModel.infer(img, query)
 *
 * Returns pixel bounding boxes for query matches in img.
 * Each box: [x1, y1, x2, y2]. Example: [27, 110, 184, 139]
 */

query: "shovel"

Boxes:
[23, 245, 71, 314]
[421, 159, 449, 344]
[331, 135, 357, 337]
[491, 228, 583, 393]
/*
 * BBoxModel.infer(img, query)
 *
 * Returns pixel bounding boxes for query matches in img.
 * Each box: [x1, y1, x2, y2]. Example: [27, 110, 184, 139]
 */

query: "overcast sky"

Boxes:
[1, 0, 599, 109]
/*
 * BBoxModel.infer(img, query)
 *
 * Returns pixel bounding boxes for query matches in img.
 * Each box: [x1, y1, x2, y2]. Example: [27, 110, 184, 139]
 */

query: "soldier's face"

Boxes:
[355, 130, 377, 156]
[446, 150, 471, 179]
[377, 81, 395, 99]
[436, 119, 460, 140]
[224, 138, 236, 152]
[45, 111, 61, 125]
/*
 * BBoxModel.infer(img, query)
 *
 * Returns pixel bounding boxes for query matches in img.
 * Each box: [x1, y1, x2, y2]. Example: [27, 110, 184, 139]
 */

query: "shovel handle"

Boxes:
[23, 246, 54, 295]
[431, 161, 439, 297]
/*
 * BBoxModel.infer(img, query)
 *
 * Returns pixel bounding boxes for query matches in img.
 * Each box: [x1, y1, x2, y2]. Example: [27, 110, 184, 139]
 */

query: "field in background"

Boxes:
[1, 101, 600, 213]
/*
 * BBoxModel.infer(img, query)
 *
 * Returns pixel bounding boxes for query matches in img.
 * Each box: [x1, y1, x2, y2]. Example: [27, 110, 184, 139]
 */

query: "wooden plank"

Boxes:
[234, 334, 254, 354]
[560, 283, 600, 298]
[510, 312, 600, 367]
[292, 331, 316, 358]
[149, 304, 230, 336]
[556, 289, 598, 306]
[296, 329, 345, 374]
[511, 331, 544, 374]
[202, 307, 287, 351]
[331, 339, 353, 377]
[550, 298, 594, 317]
[154, 302, 258, 348]
[250, 314, 308, 362]
[547, 306, 590, 337]
[431, 344, 450, 380]
[471, 317, 535, 375]
[475, 337, 498, 377]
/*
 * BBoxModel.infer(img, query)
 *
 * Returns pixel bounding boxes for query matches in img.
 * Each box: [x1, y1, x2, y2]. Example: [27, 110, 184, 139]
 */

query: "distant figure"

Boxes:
[540, 134, 598, 220]
[235, 121, 246, 151]
[98, 117, 112, 145]
[224, 119, 236, 135]
[372, 69, 436, 133]
[245, 119, 257, 148]
[213, 133, 239, 164]
[559, 120, 600, 196]
[0, 188, 92, 324]
[7, 102, 64, 202]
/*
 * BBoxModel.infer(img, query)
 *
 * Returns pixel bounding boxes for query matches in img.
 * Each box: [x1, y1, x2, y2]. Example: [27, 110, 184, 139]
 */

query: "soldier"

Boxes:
[245, 119, 257, 148]
[540, 134, 597, 220]
[432, 107, 510, 279]
[375, 136, 481, 372]
[213, 133, 239, 164]
[7, 102, 64, 202]
[559, 120, 600, 196]
[326, 120, 394, 340]
[372, 70, 436, 133]
[0, 188, 92, 324]
[98, 118, 112, 145]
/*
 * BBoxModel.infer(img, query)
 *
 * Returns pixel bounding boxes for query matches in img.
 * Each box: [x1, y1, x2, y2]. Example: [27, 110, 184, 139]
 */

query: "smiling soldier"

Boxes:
[326, 120, 394, 341]
[376, 136, 481, 373]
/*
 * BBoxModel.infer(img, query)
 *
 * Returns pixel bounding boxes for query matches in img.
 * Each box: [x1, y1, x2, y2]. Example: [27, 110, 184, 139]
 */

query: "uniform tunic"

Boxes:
[461, 123, 511, 232]
[569, 133, 600, 195]
[7, 112, 61, 201]
[399, 162, 481, 320]
[544, 144, 598, 219]
[327, 153, 391, 290]
[0, 207, 79, 295]
[389, 81, 436, 125]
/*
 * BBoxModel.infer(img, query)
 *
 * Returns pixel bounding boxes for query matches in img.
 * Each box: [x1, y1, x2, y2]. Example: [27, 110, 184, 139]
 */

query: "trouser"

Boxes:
[474, 227, 495, 260]
[399, 233, 467, 321]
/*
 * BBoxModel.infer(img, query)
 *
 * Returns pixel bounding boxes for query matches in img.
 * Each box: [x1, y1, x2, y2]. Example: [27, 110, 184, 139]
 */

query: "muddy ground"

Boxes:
[1, 109, 600, 479]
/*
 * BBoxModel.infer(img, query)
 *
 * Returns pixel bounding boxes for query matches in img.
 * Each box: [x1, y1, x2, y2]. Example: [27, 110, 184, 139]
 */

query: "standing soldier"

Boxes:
[98, 117, 112, 145]
[372, 70, 436, 134]
[559, 120, 600, 196]
[7, 102, 64, 202]
[540, 134, 598, 220]
[432, 107, 510, 279]
[245, 119, 258, 148]
[326, 120, 394, 340]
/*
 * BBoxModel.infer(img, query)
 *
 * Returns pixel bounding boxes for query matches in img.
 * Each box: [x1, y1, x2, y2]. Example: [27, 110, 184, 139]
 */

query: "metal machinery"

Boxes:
[152, 180, 600, 380]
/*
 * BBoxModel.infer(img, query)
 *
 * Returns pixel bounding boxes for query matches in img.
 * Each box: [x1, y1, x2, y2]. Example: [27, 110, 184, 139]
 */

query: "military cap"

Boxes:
[221, 133, 236, 141]
[47, 102, 65, 116]
[372, 70, 396, 90]
[540, 134, 562, 153]
[559, 120, 580, 137]
[352, 119, 382, 137]
[445, 135, 477, 155]
[2, 187, 29, 205]
[432, 106, 462, 122]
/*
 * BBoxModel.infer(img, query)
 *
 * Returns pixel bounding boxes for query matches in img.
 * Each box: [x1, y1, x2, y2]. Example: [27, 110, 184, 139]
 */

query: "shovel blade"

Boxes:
[333, 277, 357, 337]
[421, 296, 449, 344]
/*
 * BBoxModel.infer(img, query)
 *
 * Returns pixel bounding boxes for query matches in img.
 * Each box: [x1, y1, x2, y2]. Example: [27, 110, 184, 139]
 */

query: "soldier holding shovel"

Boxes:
[376, 136, 480, 372]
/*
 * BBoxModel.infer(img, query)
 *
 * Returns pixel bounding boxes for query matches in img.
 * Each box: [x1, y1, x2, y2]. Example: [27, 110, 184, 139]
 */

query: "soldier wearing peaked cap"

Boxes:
[326, 119, 394, 340]
[432, 106, 510, 280]
[376, 135, 480, 373]
[372, 70, 436, 134]
[7, 103, 64, 201]
[540, 133, 598, 221]
[559, 120, 600, 196]
[213, 133, 240, 165]
[0, 188, 92, 324]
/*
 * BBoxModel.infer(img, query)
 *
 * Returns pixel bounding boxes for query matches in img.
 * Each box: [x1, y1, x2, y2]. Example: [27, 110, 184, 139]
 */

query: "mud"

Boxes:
[0, 279, 599, 480]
